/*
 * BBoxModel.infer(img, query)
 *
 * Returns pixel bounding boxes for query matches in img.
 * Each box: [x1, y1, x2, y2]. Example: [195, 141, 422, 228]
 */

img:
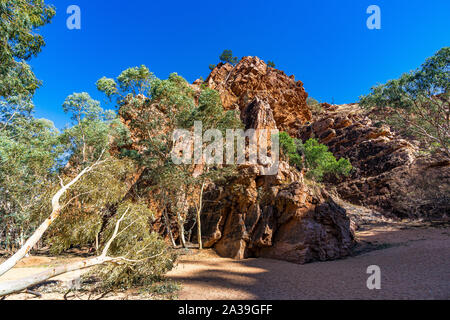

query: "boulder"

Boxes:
[201, 163, 356, 263]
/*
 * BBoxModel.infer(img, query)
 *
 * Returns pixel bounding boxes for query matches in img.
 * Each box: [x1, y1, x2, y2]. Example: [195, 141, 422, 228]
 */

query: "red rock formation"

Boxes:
[200, 98, 355, 263]
[201, 164, 356, 263]
[299, 103, 450, 219]
[205, 56, 311, 136]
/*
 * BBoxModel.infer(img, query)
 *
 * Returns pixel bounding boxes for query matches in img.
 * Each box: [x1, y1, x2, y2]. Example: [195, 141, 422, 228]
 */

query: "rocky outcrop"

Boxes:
[201, 161, 355, 263]
[299, 103, 450, 219]
[205, 56, 311, 136]
[200, 98, 355, 263]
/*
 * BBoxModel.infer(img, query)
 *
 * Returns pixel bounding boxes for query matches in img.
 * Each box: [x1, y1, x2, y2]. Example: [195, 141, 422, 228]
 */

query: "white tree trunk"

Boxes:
[0, 207, 139, 297]
[0, 255, 113, 296]
[0, 158, 104, 277]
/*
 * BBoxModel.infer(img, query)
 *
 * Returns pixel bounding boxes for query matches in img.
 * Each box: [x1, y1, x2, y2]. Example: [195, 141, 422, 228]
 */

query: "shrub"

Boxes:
[219, 50, 238, 65]
[306, 97, 323, 115]
[278, 132, 303, 168]
[302, 138, 352, 181]
[278, 132, 352, 182]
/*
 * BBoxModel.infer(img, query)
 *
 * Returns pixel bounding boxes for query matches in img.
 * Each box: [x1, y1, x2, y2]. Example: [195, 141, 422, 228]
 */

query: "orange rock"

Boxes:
[206, 57, 311, 136]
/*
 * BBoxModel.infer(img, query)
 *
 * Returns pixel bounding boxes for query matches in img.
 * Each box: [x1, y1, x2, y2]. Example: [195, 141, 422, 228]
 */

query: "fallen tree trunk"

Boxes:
[0, 207, 159, 297]
[0, 156, 105, 277]
[0, 255, 114, 296]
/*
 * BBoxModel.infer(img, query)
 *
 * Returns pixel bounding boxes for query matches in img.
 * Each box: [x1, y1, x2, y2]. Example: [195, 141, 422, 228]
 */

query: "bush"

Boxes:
[278, 132, 352, 182]
[302, 138, 352, 181]
[278, 132, 303, 168]
[219, 50, 238, 65]
[306, 97, 323, 115]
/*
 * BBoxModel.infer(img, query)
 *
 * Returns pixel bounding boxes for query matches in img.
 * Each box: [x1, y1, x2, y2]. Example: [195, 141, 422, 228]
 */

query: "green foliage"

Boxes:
[96, 65, 155, 103]
[145, 280, 180, 296]
[42, 158, 137, 254]
[302, 138, 352, 181]
[96, 77, 118, 100]
[0, 0, 55, 98]
[209, 64, 216, 71]
[90, 201, 176, 289]
[60, 92, 124, 166]
[278, 132, 303, 168]
[360, 47, 450, 157]
[0, 95, 34, 126]
[117, 65, 154, 96]
[306, 97, 322, 115]
[278, 132, 352, 182]
[219, 50, 238, 65]
[188, 88, 242, 131]
[0, 112, 62, 249]
[267, 60, 276, 68]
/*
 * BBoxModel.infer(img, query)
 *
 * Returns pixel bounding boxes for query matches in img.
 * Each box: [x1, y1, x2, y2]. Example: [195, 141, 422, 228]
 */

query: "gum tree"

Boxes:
[0, 0, 55, 99]
[219, 50, 238, 65]
[0, 114, 61, 252]
[360, 47, 449, 158]
[97, 68, 242, 249]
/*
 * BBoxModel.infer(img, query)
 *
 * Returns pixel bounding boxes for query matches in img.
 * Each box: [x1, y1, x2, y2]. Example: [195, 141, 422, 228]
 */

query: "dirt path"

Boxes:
[167, 225, 450, 300]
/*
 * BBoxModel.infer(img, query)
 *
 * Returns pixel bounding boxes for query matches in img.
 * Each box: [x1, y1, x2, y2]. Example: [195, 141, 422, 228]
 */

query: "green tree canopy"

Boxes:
[0, 113, 62, 250]
[96, 65, 155, 103]
[267, 60, 276, 68]
[60, 92, 121, 165]
[219, 50, 238, 65]
[0, 0, 55, 99]
[360, 47, 450, 157]
[278, 132, 352, 182]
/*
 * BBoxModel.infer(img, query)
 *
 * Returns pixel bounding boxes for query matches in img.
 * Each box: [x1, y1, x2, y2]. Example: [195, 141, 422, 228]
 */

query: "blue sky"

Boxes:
[30, 0, 450, 129]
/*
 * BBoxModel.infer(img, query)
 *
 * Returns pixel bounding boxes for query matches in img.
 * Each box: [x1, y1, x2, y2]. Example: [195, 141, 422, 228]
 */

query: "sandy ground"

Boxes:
[0, 256, 178, 300]
[166, 225, 450, 300]
[1, 221, 449, 300]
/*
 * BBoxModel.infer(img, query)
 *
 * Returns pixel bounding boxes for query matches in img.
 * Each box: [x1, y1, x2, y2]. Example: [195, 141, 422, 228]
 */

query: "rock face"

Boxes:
[205, 56, 311, 136]
[201, 161, 355, 263]
[200, 98, 355, 263]
[299, 103, 450, 219]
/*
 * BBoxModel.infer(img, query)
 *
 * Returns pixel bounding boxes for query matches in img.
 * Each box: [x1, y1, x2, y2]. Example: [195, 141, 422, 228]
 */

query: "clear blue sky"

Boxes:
[30, 0, 450, 129]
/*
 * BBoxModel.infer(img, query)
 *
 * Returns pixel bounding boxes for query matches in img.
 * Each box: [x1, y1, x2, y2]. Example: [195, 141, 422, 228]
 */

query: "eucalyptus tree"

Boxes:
[61, 92, 119, 165]
[360, 47, 449, 157]
[97, 68, 242, 249]
[0, 112, 61, 252]
[0, 0, 55, 99]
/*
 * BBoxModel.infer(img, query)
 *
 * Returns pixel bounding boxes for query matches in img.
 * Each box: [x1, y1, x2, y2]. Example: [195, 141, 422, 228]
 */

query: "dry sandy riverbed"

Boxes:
[167, 223, 450, 300]
[1, 222, 449, 300]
